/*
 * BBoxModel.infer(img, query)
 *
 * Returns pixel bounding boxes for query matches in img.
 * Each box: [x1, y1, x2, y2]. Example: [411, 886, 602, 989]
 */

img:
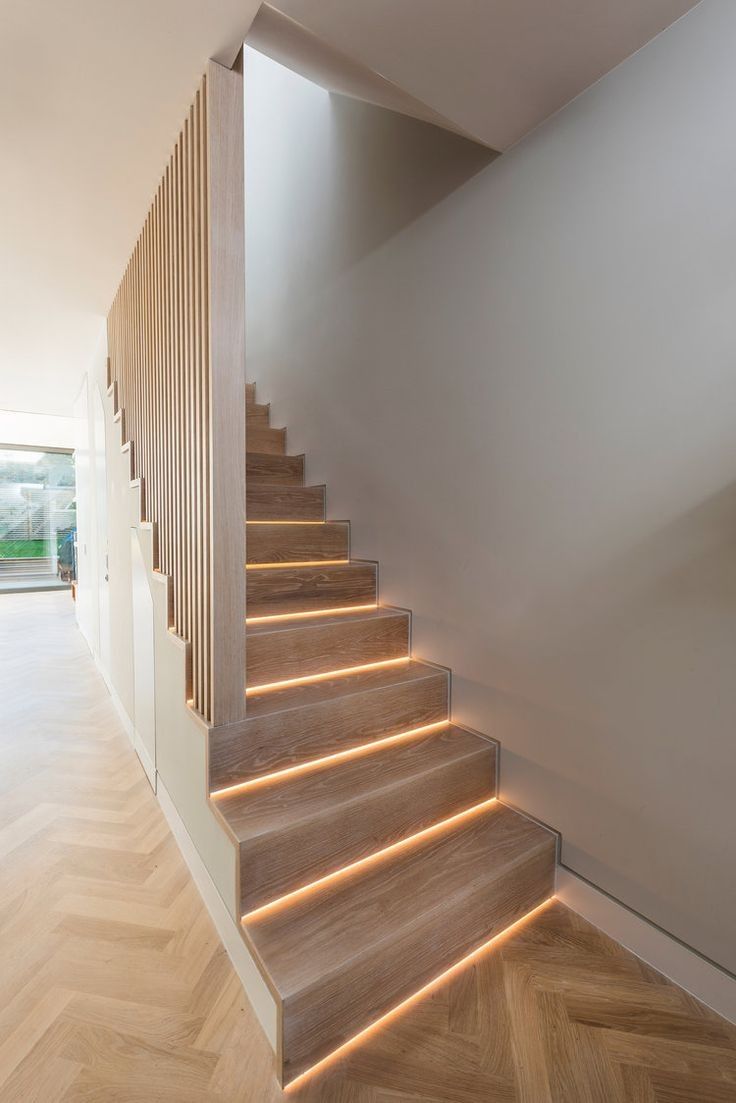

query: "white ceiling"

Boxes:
[1, 0, 700, 417]
[0, 0, 260, 417]
[272, 0, 700, 149]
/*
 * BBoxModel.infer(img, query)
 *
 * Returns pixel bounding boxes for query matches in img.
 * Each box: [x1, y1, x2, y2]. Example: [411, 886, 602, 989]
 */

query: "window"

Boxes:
[0, 447, 76, 591]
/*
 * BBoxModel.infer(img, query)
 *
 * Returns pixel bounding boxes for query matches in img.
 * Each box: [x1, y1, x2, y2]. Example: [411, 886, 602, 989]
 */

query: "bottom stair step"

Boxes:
[243, 801, 556, 1084]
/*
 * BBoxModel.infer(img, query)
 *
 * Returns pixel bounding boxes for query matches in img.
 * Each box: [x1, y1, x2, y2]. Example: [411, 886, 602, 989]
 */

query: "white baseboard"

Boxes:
[557, 866, 736, 1024]
[93, 653, 156, 790]
[94, 653, 134, 740]
[133, 735, 156, 791]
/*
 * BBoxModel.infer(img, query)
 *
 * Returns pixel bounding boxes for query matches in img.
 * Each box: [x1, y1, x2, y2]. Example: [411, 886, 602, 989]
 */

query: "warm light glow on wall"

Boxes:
[246, 604, 377, 625]
[246, 520, 326, 525]
[209, 720, 450, 798]
[243, 798, 498, 923]
[283, 896, 556, 1092]
[245, 656, 410, 696]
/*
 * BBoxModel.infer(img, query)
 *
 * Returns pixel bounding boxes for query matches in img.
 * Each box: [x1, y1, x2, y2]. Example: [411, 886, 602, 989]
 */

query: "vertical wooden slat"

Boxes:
[186, 102, 196, 708]
[105, 63, 245, 726]
[195, 85, 206, 717]
[173, 134, 181, 635]
[198, 77, 209, 714]
[199, 75, 208, 714]
[153, 188, 162, 559]
[180, 121, 189, 647]
[164, 163, 173, 607]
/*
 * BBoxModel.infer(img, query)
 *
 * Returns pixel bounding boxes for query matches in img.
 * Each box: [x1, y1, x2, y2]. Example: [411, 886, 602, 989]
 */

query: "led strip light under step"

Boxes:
[282, 896, 556, 1092]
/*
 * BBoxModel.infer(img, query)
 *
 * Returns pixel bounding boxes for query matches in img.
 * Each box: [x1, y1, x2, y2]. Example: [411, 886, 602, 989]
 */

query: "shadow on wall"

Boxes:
[448, 480, 736, 973]
[244, 58, 495, 382]
[500, 738, 734, 973]
[326, 92, 495, 275]
[566, 479, 736, 629]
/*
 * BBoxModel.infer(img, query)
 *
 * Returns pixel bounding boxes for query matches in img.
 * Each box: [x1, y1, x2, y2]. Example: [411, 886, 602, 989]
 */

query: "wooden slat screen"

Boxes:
[107, 60, 246, 726]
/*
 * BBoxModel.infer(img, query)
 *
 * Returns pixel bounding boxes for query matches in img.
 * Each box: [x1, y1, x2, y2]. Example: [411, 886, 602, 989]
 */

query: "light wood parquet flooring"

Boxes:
[1, 591, 735, 1102]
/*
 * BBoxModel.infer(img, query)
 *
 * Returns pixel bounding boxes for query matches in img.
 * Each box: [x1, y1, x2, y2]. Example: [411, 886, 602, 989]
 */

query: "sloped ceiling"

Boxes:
[270, 0, 700, 150]
[1, 0, 701, 416]
[0, 0, 260, 417]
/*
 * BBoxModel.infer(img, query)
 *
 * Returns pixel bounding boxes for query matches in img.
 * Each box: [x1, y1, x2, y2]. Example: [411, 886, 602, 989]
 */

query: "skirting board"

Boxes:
[93, 653, 156, 790]
[156, 779, 279, 1051]
[97, 654, 279, 1052]
[94, 653, 134, 742]
[557, 866, 736, 1024]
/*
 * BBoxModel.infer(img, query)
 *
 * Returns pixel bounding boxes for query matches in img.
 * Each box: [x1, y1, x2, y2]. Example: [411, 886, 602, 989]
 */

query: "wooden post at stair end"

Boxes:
[207, 57, 246, 727]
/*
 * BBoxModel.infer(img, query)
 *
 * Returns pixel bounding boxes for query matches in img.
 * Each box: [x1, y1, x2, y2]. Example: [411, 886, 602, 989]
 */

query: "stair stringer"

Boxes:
[102, 380, 279, 1055]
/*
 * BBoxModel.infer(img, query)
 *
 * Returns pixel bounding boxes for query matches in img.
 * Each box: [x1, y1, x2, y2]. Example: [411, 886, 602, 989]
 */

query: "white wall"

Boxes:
[71, 333, 135, 715]
[0, 409, 77, 450]
[73, 375, 97, 652]
[244, 0, 736, 976]
[72, 328, 110, 659]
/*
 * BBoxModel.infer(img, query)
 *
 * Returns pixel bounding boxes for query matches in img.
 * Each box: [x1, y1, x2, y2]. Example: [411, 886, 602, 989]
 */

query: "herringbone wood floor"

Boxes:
[1, 592, 734, 1102]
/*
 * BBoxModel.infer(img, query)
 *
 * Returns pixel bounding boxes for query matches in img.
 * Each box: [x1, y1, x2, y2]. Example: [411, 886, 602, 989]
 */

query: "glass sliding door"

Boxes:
[0, 447, 76, 592]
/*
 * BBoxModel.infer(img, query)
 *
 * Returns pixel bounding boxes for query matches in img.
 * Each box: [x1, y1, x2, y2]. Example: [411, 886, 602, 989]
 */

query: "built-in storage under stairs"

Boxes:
[210, 384, 557, 1088]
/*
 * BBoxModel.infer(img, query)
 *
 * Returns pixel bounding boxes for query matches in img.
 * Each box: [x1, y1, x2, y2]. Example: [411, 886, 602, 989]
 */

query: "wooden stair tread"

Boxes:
[246, 483, 325, 521]
[246, 606, 410, 687]
[246, 401, 270, 425]
[246, 604, 402, 638]
[247, 453, 304, 486]
[246, 560, 377, 617]
[246, 521, 349, 565]
[244, 658, 444, 718]
[219, 726, 492, 841]
[247, 426, 286, 455]
[210, 656, 448, 789]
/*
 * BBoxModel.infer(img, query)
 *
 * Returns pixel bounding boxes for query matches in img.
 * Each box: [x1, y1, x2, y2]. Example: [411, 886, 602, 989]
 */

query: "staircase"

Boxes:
[210, 384, 557, 1088]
